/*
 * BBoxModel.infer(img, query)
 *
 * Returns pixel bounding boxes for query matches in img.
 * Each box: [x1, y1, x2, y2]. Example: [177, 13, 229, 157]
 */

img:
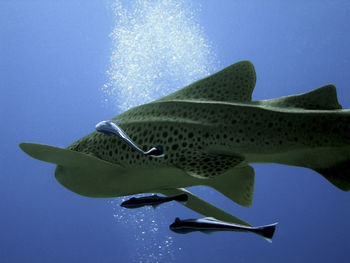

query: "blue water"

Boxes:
[1, 1, 350, 262]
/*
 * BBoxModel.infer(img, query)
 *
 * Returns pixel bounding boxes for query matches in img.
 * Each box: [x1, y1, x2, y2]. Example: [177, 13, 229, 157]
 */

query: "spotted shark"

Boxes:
[19, 61, 350, 226]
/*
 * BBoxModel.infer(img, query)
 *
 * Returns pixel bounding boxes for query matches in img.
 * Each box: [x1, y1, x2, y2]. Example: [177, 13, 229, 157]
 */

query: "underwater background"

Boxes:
[1, 0, 350, 262]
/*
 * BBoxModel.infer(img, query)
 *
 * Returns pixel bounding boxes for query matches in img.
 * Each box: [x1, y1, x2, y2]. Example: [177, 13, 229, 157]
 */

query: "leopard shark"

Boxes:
[19, 60, 350, 226]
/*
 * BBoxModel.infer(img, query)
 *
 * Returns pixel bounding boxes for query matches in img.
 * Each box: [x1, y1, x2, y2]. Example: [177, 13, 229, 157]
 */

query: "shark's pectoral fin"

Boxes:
[19, 143, 128, 197]
[19, 142, 121, 170]
[204, 165, 255, 207]
[175, 151, 244, 179]
[158, 188, 251, 226]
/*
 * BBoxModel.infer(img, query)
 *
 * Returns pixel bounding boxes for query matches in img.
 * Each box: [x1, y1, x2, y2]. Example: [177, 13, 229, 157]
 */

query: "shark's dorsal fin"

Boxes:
[159, 61, 256, 102]
[260, 84, 342, 110]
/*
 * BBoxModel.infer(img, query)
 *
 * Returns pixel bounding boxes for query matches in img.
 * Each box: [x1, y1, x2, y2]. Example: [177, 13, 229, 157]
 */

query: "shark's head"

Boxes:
[18, 141, 126, 197]
[52, 129, 168, 197]
[49, 134, 126, 197]
[66, 131, 121, 164]
[21, 129, 131, 198]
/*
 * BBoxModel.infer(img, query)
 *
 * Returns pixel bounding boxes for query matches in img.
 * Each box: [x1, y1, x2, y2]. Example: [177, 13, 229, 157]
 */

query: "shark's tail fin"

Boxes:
[253, 223, 278, 243]
[172, 193, 189, 202]
[313, 160, 350, 191]
[259, 84, 350, 191]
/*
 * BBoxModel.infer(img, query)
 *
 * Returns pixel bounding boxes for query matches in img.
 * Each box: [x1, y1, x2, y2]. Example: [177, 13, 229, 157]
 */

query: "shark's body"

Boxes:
[20, 61, 350, 226]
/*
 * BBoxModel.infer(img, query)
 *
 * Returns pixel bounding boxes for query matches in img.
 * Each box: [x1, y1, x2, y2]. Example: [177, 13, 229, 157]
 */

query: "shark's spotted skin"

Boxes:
[69, 98, 350, 180]
[20, 60, 350, 227]
[69, 121, 244, 178]
[68, 61, 350, 182]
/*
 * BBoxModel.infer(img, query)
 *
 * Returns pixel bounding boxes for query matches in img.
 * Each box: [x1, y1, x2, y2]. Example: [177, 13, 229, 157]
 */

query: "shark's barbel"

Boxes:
[19, 60, 350, 228]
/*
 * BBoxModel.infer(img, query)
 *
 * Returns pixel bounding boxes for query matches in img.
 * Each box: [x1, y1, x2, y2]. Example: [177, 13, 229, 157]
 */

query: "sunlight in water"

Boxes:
[103, 0, 216, 111]
[104, 0, 216, 262]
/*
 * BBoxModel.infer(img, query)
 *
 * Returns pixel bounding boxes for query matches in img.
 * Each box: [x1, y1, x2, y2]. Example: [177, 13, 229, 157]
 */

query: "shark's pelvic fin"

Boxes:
[158, 60, 256, 102]
[260, 84, 342, 110]
[158, 188, 251, 226]
[204, 165, 255, 207]
[314, 160, 350, 191]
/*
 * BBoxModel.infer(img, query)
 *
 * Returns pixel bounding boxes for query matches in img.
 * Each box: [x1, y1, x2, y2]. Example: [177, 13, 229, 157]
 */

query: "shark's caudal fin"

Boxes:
[260, 84, 342, 110]
[259, 85, 350, 191]
[158, 60, 256, 102]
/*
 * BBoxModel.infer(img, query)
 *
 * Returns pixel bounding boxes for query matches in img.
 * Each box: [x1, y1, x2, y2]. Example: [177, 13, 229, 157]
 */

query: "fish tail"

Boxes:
[173, 193, 189, 202]
[254, 222, 278, 242]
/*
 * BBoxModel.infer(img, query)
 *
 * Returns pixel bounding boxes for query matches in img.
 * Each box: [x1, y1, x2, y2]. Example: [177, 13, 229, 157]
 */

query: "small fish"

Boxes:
[169, 217, 278, 242]
[120, 194, 188, 209]
[95, 120, 164, 157]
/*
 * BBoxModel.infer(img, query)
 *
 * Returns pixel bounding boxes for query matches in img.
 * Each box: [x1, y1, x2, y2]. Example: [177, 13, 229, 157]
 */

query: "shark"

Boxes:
[19, 60, 350, 226]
